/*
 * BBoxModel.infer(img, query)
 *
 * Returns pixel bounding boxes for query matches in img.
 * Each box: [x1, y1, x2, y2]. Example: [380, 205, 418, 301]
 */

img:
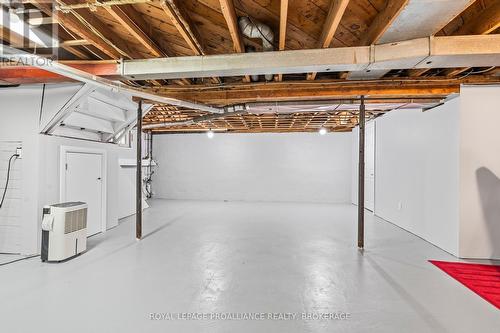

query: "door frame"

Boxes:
[59, 146, 107, 233]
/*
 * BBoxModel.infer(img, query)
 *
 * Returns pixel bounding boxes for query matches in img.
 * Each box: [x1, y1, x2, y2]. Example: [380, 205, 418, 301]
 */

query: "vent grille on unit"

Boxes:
[64, 208, 88, 234]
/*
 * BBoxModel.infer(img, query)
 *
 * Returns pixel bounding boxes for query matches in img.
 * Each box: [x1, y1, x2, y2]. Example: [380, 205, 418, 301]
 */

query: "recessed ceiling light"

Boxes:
[207, 129, 214, 139]
[319, 127, 327, 135]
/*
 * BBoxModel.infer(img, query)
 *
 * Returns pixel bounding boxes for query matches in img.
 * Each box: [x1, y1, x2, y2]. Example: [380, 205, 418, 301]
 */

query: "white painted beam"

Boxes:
[120, 35, 500, 80]
[122, 46, 369, 79]
[414, 35, 500, 69]
[347, 69, 392, 80]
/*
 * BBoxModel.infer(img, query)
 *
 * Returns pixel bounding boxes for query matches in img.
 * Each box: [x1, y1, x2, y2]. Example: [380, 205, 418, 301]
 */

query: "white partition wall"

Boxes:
[153, 132, 352, 204]
[459, 85, 500, 259]
[374, 105, 460, 256]
[370, 85, 500, 259]
[0, 84, 139, 255]
[351, 121, 376, 211]
[0, 86, 42, 255]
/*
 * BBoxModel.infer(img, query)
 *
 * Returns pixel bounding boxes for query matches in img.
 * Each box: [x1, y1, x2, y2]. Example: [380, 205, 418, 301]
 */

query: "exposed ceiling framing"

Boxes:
[0, 0, 499, 134]
[144, 107, 376, 134]
[145, 76, 497, 106]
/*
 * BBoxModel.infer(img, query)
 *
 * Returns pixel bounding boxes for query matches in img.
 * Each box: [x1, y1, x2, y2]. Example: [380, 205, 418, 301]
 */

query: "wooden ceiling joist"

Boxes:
[218, 0, 251, 82]
[104, 5, 166, 57]
[66, 4, 134, 59]
[359, 0, 409, 46]
[441, 1, 500, 77]
[161, 0, 221, 84]
[31, 0, 122, 59]
[2, 7, 89, 61]
[307, 0, 350, 81]
[61, 45, 91, 59]
[58, 39, 92, 59]
[318, 0, 351, 48]
[443, 67, 470, 77]
[453, 1, 500, 36]
[27, 16, 57, 26]
[148, 76, 500, 106]
[407, 68, 431, 77]
[276, 0, 289, 82]
[60, 39, 91, 47]
[218, 0, 244, 53]
[161, 0, 205, 56]
[101, 3, 190, 85]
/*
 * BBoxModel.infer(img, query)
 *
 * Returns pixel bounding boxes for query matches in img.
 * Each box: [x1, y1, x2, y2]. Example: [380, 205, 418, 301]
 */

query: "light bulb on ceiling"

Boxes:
[319, 127, 327, 135]
[207, 129, 214, 139]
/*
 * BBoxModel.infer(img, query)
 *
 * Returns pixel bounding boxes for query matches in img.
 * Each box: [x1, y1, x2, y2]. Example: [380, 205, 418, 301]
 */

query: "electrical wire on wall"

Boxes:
[0, 152, 20, 209]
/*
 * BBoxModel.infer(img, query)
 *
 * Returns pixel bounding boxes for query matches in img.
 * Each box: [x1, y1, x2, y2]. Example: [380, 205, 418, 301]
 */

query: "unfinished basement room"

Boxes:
[1, 0, 500, 332]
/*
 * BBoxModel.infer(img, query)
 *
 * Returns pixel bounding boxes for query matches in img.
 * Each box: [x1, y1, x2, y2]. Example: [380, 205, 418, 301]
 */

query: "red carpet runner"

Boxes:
[429, 260, 500, 309]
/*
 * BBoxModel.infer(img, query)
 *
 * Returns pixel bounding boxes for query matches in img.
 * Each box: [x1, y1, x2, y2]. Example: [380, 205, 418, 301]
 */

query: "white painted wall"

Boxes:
[459, 85, 500, 259]
[0, 85, 42, 254]
[373, 103, 460, 256]
[371, 86, 500, 259]
[153, 132, 352, 203]
[0, 84, 137, 255]
[0, 141, 24, 253]
[351, 121, 376, 210]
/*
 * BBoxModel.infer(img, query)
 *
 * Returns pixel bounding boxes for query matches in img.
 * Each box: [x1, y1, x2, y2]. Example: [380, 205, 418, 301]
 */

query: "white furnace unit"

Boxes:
[41, 202, 88, 262]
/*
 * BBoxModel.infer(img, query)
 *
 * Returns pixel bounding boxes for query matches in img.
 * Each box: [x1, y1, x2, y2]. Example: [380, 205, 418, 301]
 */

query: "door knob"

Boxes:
[97, 177, 102, 180]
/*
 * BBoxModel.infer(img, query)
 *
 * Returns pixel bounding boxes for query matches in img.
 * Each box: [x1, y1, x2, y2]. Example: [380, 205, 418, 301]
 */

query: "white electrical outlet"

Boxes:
[397, 201, 403, 210]
[16, 147, 22, 159]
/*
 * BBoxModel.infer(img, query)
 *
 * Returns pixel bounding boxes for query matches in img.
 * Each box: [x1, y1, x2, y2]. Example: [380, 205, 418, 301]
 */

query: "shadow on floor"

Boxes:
[363, 252, 447, 332]
[142, 215, 184, 240]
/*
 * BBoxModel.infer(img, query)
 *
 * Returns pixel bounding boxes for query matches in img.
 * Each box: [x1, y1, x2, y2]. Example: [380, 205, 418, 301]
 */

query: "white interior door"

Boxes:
[65, 152, 103, 236]
[365, 122, 375, 211]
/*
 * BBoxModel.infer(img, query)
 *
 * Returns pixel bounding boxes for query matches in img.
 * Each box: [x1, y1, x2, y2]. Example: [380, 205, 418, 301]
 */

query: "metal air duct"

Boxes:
[238, 16, 274, 81]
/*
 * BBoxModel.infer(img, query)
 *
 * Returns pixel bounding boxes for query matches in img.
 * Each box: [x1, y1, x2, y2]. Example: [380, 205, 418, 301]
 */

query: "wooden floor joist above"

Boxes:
[144, 108, 376, 134]
[147, 76, 499, 106]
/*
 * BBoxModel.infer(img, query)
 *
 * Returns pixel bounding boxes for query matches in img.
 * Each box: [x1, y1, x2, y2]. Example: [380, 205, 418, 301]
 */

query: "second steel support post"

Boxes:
[358, 95, 365, 249]
[136, 99, 143, 240]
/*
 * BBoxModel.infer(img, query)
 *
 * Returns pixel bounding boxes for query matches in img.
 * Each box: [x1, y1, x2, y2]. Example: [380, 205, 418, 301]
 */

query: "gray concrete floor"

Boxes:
[0, 199, 499, 333]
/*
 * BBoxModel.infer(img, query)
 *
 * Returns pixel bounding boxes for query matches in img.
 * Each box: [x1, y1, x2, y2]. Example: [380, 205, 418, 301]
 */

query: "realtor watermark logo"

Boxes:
[1, 0, 59, 64]
[0, 55, 53, 66]
[149, 312, 352, 321]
